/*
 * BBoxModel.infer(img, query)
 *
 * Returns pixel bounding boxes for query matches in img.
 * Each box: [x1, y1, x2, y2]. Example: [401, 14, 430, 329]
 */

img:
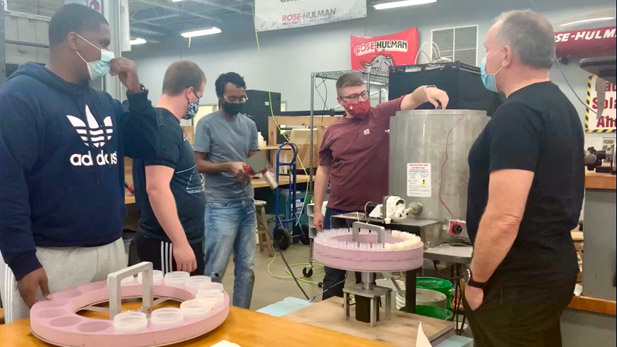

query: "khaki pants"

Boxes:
[0, 238, 126, 323]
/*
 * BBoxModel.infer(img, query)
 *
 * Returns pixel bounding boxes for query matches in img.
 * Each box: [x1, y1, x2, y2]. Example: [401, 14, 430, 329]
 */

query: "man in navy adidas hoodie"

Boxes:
[0, 4, 158, 322]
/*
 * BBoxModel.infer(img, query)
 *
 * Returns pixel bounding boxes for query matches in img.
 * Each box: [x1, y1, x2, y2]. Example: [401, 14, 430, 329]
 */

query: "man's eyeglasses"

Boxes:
[338, 90, 368, 102]
[223, 95, 249, 104]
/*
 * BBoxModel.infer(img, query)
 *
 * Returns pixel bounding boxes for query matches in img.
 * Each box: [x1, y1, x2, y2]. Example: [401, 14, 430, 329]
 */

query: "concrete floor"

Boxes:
[221, 243, 326, 311]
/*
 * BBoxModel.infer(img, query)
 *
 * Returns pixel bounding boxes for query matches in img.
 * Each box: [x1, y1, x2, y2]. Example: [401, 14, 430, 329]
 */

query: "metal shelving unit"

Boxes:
[0, 1, 51, 86]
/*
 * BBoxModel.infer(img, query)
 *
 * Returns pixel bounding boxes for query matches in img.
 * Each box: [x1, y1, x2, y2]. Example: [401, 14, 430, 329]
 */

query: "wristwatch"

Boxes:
[464, 268, 487, 289]
[424, 84, 437, 90]
[127, 83, 147, 94]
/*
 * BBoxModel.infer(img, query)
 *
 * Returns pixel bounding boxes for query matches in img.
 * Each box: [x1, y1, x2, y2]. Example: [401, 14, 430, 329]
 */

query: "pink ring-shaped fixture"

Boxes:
[30, 281, 230, 347]
[314, 233, 424, 272]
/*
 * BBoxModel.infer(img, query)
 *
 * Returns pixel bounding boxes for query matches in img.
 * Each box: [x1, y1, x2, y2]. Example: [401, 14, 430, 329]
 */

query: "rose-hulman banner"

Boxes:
[350, 28, 419, 74]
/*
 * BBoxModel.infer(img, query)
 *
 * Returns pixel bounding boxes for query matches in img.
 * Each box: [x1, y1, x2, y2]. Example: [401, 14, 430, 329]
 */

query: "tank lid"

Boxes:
[395, 109, 488, 117]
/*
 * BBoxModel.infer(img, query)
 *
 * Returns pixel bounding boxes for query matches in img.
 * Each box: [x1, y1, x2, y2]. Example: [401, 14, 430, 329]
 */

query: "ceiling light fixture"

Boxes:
[374, 0, 437, 10]
[130, 38, 147, 45]
[560, 17, 615, 27]
[181, 27, 222, 38]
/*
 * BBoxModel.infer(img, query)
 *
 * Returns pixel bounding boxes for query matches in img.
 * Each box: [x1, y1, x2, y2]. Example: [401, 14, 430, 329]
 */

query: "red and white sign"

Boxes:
[586, 75, 616, 133]
[555, 26, 616, 58]
[350, 28, 419, 73]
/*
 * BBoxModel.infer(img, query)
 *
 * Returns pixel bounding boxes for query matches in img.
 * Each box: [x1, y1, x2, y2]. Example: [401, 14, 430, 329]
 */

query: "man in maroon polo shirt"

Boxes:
[314, 72, 449, 299]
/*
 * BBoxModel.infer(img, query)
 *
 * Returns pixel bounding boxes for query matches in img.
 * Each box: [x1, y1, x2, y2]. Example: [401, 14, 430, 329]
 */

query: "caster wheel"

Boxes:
[318, 282, 323, 288]
[273, 227, 291, 250]
[302, 266, 313, 278]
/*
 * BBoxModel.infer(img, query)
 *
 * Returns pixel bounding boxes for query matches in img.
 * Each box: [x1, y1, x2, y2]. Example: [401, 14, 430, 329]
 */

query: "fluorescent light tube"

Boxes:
[130, 38, 147, 45]
[374, 0, 437, 10]
[181, 27, 222, 38]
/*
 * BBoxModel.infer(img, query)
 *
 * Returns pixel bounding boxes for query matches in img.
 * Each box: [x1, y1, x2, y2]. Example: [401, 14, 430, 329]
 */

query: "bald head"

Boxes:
[491, 10, 556, 69]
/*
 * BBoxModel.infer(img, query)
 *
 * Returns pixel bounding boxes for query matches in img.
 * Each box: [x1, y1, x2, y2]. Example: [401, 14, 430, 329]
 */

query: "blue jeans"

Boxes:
[204, 200, 256, 309]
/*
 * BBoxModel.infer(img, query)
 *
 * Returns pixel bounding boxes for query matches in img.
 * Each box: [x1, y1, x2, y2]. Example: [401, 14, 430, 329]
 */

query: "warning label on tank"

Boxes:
[407, 163, 431, 198]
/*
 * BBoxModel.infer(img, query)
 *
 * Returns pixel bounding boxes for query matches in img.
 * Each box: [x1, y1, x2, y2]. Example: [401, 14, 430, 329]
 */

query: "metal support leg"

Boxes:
[385, 289, 392, 320]
[405, 268, 418, 313]
[370, 297, 376, 327]
[343, 292, 350, 320]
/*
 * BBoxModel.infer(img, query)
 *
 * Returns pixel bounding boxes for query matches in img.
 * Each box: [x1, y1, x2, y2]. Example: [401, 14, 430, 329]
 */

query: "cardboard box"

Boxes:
[289, 127, 325, 169]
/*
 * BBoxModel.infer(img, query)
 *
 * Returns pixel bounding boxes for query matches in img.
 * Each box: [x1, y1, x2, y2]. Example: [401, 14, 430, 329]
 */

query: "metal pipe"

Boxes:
[5, 39, 49, 48]
[361, 272, 372, 290]
[366, 68, 372, 100]
[5, 10, 50, 22]
[309, 73, 315, 194]
[187, 0, 251, 15]
[1, 4, 6, 86]
[134, 0, 221, 23]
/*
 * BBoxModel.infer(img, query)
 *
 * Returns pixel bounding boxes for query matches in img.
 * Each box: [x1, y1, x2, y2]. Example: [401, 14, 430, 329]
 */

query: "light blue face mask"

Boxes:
[480, 47, 505, 93]
[74, 34, 115, 81]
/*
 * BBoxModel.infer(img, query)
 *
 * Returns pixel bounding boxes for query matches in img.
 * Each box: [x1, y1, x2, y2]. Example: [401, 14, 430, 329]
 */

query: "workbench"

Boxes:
[424, 244, 472, 265]
[253, 174, 312, 189]
[284, 297, 455, 347]
[0, 305, 392, 347]
[124, 175, 312, 206]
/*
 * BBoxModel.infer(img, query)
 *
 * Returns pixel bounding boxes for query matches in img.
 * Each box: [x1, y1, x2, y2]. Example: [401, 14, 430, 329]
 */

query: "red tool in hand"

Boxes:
[245, 154, 278, 190]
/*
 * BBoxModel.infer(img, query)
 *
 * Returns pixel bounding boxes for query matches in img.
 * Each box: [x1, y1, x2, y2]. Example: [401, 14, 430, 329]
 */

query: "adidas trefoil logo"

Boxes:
[66, 105, 113, 148]
[67, 105, 118, 167]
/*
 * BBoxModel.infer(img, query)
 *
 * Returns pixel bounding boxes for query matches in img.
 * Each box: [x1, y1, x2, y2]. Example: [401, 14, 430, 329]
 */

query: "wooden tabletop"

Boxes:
[125, 175, 312, 201]
[568, 295, 616, 316]
[585, 171, 616, 190]
[0, 305, 391, 347]
[252, 174, 312, 189]
[284, 297, 454, 347]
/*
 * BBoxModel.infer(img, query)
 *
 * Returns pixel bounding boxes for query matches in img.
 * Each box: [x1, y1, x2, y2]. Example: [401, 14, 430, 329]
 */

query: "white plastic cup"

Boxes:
[196, 290, 225, 308]
[180, 299, 212, 318]
[164, 271, 190, 288]
[121, 276, 138, 286]
[184, 276, 212, 295]
[137, 270, 164, 285]
[113, 311, 148, 333]
[194, 282, 224, 293]
[150, 308, 184, 328]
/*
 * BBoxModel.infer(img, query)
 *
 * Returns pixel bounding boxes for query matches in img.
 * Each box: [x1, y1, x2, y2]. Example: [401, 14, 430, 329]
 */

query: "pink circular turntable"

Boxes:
[30, 262, 229, 347]
[314, 223, 424, 272]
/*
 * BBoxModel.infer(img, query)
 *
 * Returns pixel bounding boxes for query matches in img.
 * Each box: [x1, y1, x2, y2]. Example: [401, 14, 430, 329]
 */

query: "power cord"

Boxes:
[267, 249, 324, 285]
[265, 225, 311, 300]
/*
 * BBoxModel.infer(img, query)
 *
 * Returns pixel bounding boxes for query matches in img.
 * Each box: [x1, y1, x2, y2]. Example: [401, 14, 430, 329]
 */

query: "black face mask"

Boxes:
[222, 102, 244, 115]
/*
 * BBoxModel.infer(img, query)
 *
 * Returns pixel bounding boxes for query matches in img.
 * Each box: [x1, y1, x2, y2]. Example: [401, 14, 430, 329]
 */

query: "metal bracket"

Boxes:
[352, 221, 386, 244]
[107, 261, 154, 320]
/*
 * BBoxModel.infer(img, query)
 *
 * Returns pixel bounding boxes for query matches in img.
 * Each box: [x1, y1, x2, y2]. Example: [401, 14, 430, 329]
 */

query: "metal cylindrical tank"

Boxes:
[389, 110, 489, 223]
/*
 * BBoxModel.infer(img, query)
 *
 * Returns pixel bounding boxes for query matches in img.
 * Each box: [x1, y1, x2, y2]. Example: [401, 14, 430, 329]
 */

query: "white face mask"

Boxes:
[74, 34, 115, 80]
